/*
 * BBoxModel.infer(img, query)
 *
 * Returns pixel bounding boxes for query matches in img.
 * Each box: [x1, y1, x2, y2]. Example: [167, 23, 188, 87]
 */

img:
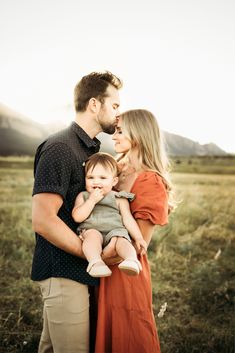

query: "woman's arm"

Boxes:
[135, 218, 155, 247]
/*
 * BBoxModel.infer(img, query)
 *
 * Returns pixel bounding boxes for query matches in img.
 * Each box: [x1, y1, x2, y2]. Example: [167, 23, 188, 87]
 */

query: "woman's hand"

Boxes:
[134, 238, 148, 255]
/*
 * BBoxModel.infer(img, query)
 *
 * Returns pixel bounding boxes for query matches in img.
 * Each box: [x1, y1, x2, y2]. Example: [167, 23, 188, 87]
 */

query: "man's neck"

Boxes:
[74, 112, 102, 139]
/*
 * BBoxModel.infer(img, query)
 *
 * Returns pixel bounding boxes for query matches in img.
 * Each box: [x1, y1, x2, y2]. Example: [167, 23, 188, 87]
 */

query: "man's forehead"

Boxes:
[106, 85, 120, 101]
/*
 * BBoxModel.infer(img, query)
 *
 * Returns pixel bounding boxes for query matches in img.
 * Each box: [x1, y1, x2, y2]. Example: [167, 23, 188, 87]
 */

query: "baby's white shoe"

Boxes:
[87, 259, 112, 278]
[118, 258, 142, 276]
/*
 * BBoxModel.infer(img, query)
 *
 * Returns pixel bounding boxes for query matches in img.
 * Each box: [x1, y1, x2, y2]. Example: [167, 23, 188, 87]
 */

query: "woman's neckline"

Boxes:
[117, 169, 155, 193]
[130, 170, 155, 192]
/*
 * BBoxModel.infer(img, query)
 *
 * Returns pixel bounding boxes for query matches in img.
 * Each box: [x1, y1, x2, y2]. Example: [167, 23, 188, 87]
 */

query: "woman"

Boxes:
[95, 109, 173, 353]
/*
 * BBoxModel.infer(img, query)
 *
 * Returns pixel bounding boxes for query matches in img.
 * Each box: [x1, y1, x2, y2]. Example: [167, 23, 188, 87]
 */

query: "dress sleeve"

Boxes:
[130, 172, 168, 225]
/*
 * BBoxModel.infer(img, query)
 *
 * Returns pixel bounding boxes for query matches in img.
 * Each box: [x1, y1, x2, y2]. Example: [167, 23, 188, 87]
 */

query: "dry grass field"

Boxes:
[0, 156, 234, 353]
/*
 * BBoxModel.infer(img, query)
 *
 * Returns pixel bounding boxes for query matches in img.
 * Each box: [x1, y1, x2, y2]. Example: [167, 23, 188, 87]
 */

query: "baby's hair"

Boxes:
[85, 152, 118, 176]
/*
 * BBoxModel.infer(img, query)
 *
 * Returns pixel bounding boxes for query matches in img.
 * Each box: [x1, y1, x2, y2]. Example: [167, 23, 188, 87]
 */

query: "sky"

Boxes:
[1, 0, 235, 153]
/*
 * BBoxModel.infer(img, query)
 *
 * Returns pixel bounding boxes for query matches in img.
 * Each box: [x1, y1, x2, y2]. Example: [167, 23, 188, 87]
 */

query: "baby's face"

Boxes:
[85, 164, 118, 195]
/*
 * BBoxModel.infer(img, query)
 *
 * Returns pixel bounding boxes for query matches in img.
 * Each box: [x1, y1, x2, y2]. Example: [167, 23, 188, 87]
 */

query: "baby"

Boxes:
[72, 152, 147, 277]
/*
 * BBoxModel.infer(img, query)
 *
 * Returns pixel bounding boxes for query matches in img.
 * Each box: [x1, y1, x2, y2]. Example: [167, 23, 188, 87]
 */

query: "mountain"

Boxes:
[0, 103, 227, 156]
[163, 131, 226, 156]
[0, 103, 65, 156]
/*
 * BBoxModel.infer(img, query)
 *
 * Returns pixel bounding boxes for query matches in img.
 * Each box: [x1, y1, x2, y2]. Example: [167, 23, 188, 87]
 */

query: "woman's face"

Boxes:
[112, 118, 132, 153]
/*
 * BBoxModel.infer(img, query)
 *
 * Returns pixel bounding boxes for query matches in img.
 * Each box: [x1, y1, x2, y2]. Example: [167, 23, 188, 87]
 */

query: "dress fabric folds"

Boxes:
[95, 172, 168, 353]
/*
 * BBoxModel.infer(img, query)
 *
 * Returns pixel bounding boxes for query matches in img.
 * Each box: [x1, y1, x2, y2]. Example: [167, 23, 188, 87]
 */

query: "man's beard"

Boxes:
[101, 122, 116, 135]
[98, 112, 116, 134]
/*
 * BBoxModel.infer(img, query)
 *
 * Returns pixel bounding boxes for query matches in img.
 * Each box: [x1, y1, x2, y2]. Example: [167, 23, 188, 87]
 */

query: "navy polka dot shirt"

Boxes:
[31, 122, 100, 286]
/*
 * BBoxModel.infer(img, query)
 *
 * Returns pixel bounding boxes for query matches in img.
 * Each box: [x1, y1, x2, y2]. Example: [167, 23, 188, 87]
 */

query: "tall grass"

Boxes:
[0, 167, 41, 353]
[171, 155, 235, 174]
[151, 173, 235, 353]
[0, 160, 234, 352]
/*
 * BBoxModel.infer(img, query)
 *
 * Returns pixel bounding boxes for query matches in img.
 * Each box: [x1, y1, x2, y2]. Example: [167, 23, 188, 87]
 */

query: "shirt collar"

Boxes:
[71, 121, 101, 150]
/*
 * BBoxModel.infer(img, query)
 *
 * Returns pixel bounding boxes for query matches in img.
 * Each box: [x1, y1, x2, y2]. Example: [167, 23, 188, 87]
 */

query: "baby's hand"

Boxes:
[135, 238, 148, 255]
[88, 188, 104, 204]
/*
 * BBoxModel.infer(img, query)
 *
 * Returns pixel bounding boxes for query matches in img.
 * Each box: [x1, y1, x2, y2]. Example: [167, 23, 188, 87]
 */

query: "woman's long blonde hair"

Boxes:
[117, 109, 173, 198]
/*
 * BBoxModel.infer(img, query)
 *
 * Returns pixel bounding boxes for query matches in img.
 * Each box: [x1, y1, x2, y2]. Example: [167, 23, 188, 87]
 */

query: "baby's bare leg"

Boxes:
[82, 229, 112, 277]
[116, 238, 142, 276]
[82, 229, 103, 262]
[115, 237, 137, 260]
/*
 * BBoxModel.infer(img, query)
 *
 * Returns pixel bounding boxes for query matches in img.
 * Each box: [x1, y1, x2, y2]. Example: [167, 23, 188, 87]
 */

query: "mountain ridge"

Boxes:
[0, 103, 227, 156]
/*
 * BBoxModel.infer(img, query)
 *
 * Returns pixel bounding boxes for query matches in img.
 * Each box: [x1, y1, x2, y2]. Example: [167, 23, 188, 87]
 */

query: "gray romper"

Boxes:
[77, 190, 135, 246]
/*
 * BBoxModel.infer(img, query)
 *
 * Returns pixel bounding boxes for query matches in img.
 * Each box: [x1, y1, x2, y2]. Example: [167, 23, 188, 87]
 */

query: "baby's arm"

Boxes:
[72, 189, 104, 223]
[118, 198, 147, 254]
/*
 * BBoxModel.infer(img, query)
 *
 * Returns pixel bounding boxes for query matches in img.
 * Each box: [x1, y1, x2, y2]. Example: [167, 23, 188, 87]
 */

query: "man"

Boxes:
[31, 71, 122, 353]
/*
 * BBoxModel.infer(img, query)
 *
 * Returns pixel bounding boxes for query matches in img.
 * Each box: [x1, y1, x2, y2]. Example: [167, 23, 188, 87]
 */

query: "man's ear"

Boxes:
[88, 98, 100, 113]
[112, 177, 119, 187]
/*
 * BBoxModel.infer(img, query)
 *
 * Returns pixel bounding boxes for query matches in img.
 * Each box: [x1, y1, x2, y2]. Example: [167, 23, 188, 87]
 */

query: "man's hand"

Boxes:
[102, 254, 123, 266]
[102, 237, 117, 258]
[102, 238, 122, 265]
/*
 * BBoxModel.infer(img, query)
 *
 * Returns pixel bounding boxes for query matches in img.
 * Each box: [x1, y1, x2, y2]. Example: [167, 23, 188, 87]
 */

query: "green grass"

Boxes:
[150, 173, 235, 353]
[170, 155, 235, 174]
[0, 158, 235, 352]
[1, 155, 235, 173]
[0, 157, 33, 170]
[0, 167, 41, 353]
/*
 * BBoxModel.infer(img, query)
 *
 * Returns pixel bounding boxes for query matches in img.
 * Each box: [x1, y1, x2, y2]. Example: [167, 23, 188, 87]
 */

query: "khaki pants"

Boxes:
[38, 277, 90, 353]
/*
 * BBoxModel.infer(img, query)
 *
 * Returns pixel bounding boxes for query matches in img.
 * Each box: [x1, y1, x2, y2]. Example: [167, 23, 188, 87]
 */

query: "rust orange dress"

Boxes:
[95, 171, 168, 353]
